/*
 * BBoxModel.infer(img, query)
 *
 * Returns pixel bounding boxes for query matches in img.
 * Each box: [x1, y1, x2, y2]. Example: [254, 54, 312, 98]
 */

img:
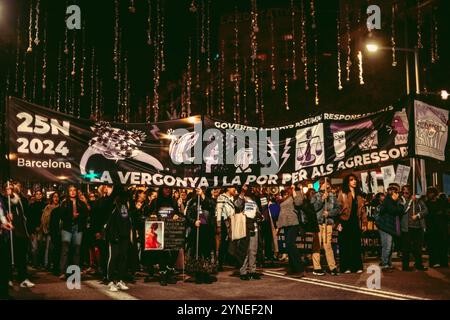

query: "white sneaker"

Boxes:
[8, 281, 13, 287]
[116, 280, 129, 291]
[344, 270, 351, 274]
[356, 269, 363, 274]
[20, 279, 35, 288]
[108, 282, 119, 292]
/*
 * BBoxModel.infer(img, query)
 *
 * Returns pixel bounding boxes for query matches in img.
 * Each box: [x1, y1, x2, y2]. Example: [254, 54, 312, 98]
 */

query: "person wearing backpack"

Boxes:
[376, 183, 404, 271]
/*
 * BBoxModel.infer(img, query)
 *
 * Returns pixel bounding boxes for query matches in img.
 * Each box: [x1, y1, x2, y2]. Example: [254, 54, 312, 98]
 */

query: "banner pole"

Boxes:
[7, 181, 15, 267]
[196, 194, 200, 261]
[323, 177, 328, 245]
[412, 157, 416, 215]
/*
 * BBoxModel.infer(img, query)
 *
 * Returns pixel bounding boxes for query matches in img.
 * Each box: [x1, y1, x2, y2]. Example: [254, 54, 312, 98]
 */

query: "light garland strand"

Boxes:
[64, 1, 69, 54]
[32, 54, 37, 101]
[311, 0, 319, 105]
[270, 12, 276, 90]
[201, 0, 205, 53]
[233, 8, 240, 123]
[95, 65, 100, 120]
[129, 0, 136, 13]
[186, 38, 192, 116]
[358, 51, 364, 85]
[147, 0, 152, 45]
[220, 40, 225, 115]
[284, 73, 289, 110]
[291, 0, 297, 80]
[391, 2, 397, 66]
[27, 1, 33, 53]
[22, 51, 27, 99]
[34, 0, 40, 45]
[243, 60, 248, 124]
[417, 0, 423, 49]
[206, 0, 211, 73]
[57, 44, 62, 111]
[345, 5, 351, 82]
[113, 0, 120, 80]
[300, 0, 308, 90]
[80, 24, 85, 96]
[160, 1, 165, 72]
[337, 15, 342, 90]
[42, 18, 47, 93]
[431, 7, 439, 63]
[71, 31, 76, 77]
[259, 68, 264, 124]
[250, 0, 259, 83]
[196, 7, 201, 89]
[90, 48, 95, 117]
[14, 18, 20, 94]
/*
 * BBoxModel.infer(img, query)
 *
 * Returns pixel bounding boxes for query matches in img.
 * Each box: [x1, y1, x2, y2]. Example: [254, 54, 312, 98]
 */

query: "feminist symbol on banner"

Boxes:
[79, 122, 164, 177]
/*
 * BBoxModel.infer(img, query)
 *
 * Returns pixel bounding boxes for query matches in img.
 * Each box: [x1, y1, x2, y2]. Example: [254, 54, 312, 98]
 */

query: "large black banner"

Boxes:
[8, 97, 411, 187]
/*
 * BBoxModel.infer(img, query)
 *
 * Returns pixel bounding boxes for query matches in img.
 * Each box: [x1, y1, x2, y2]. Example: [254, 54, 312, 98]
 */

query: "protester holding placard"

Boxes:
[337, 174, 367, 274]
[234, 186, 263, 281]
[147, 187, 181, 286]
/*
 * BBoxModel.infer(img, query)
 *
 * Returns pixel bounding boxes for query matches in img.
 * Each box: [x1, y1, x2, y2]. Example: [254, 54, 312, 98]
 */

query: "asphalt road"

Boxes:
[9, 260, 450, 300]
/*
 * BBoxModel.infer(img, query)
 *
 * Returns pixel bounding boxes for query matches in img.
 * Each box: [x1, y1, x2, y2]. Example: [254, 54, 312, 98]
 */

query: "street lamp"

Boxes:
[440, 90, 449, 100]
[365, 42, 420, 95]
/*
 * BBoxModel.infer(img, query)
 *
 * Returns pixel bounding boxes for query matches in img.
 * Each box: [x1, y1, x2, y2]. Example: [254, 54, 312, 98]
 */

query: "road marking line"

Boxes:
[263, 270, 429, 300]
[84, 280, 139, 300]
[262, 272, 405, 300]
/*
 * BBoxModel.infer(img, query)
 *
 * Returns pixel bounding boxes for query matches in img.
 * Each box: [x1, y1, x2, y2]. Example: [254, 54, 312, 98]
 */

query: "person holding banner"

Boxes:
[399, 185, 428, 271]
[58, 186, 89, 280]
[215, 187, 238, 272]
[337, 174, 367, 274]
[2, 183, 35, 288]
[277, 186, 305, 278]
[311, 180, 341, 276]
[185, 188, 217, 284]
[0, 197, 14, 299]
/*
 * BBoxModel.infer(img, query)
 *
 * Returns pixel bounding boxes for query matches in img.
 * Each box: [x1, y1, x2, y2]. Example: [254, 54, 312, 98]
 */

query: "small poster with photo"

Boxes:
[144, 221, 164, 250]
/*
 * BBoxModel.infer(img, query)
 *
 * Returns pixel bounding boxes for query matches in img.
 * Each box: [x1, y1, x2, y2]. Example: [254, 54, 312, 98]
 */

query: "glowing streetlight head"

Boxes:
[440, 90, 449, 100]
[366, 43, 379, 53]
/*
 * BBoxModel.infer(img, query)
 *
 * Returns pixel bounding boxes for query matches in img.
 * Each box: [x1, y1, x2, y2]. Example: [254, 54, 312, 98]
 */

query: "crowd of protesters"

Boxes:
[0, 174, 449, 299]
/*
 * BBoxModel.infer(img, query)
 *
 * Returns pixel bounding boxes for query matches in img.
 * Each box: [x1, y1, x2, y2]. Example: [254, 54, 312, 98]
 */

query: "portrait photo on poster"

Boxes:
[145, 221, 164, 250]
